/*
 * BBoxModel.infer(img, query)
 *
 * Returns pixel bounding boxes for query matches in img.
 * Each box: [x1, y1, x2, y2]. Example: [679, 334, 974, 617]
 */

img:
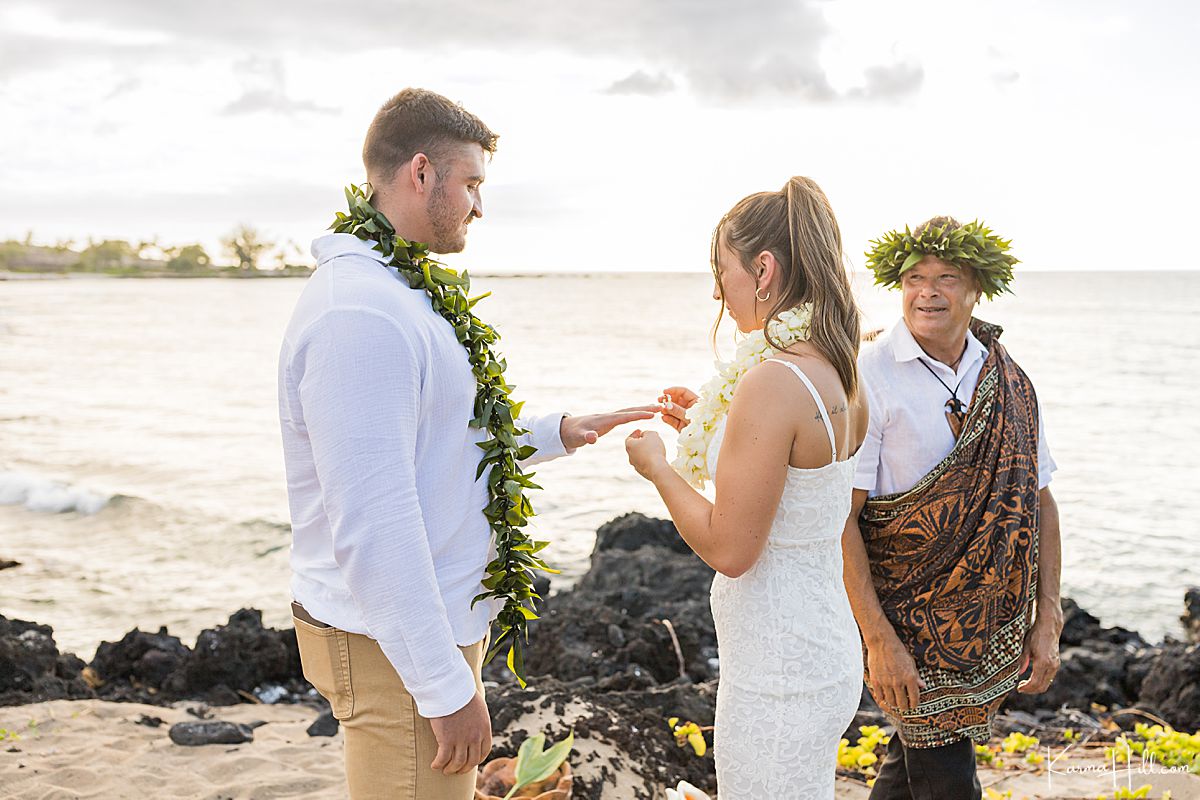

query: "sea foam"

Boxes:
[0, 471, 111, 514]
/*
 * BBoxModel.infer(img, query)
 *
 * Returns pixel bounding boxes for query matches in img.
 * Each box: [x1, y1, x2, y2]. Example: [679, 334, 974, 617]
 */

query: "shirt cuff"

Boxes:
[400, 650, 479, 719]
[520, 412, 574, 466]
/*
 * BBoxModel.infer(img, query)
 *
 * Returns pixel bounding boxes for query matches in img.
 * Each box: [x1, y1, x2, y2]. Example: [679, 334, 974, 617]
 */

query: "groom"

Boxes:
[843, 217, 1063, 799]
[277, 88, 656, 800]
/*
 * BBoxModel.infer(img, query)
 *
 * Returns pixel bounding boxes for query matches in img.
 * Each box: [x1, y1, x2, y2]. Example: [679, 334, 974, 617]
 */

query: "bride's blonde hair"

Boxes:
[711, 176, 862, 399]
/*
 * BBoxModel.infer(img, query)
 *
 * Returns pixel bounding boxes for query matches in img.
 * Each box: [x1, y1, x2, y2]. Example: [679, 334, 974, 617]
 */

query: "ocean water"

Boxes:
[1, 271, 1196, 657]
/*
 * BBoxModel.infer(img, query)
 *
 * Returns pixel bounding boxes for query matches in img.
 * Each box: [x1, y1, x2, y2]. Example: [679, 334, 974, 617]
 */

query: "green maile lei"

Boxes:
[864, 220, 1019, 300]
[330, 183, 555, 687]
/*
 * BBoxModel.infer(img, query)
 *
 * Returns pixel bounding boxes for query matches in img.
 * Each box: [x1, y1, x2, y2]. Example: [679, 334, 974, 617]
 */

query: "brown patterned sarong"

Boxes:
[860, 319, 1041, 748]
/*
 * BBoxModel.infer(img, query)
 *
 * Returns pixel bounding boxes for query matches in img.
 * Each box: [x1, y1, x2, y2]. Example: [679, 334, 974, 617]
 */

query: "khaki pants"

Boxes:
[292, 603, 486, 800]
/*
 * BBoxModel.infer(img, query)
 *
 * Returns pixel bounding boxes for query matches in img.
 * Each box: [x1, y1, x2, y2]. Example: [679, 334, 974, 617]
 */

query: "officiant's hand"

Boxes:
[560, 406, 661, 449]
[625, 429, 668, 480]
[1017, 616, 1062, 694]
[658, 386, 699, 432]
[866, 630, 926, 713]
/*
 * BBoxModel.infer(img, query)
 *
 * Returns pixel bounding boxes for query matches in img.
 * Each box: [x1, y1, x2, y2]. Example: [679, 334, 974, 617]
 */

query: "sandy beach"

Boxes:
[1, 700, 340, 800]
[3, 699, 1198, 800]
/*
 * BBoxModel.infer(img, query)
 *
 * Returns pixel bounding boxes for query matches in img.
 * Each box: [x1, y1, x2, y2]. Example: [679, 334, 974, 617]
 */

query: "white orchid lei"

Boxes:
[672, 305, 813, 489]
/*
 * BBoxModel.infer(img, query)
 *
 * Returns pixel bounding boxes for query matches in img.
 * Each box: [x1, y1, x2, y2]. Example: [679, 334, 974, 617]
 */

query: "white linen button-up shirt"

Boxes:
[854, 319, 1056, 498]
[278, 233, 571, 718]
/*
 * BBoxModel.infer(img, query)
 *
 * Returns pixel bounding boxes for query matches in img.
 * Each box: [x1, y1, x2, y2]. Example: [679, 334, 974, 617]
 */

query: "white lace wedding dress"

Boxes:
[707, 359, 864, 799]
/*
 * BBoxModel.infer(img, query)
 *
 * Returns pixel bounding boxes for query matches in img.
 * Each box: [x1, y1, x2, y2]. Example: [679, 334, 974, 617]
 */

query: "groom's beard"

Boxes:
[427, 182, 468, 254]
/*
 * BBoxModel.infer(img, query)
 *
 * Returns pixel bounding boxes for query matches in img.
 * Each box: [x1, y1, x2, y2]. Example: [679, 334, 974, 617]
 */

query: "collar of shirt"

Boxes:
[889, 318, 987, 381]
[310, 233, 388, 266]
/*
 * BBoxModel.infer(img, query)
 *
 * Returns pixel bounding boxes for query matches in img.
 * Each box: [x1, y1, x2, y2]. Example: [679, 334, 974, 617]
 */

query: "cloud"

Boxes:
[985, 45, 1020, 87]
[0, 180, 339, 236]
[220, 57, 338, 117]
[604, 70, 676, 96]
[0, 5, 171, 78]
[845, 62, 925, 101]
[221, 89, 337, 116]
[480, 182, 586, 223]
[104, 76, 141, 100]
[13, 0, 923, 104]
[0, 31, 158, 78]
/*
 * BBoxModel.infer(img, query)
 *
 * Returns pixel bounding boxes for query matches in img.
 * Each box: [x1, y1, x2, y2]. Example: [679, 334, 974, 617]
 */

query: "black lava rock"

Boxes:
[168, 720, 255, 746]
[92, 627, 189, 692]
[593, 512, 692, 556]
[84, 612, 307, 706]
[1136, 641, 1200, 732]
[306, 709, 339, 737]
[1182, 587, 1200, 643]
[1059, 597, 1146, 649]
[607, 624, 626, 649]
[180, 609, 299, 699]
[485, 535, 717, 687]
[0, 614, 93, 706]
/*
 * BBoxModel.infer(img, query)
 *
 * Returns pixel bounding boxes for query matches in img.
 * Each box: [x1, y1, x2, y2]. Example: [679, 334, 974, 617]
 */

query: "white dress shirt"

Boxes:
[278, 233, 571, 718]
[854, 319, 1056, 498]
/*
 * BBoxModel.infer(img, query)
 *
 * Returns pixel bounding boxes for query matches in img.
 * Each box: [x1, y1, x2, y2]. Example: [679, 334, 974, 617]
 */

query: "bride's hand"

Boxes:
[659, 386, 699, 432]
[624, 429, 668, 480]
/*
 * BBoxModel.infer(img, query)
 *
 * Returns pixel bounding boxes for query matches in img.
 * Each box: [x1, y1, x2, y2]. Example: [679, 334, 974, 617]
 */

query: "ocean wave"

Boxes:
[0, 471, 112, 514]
[239, 517, 291, 535]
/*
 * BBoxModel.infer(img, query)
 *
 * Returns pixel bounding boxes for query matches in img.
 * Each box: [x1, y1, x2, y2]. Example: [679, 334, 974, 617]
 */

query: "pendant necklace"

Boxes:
[917, 355, 969, 439]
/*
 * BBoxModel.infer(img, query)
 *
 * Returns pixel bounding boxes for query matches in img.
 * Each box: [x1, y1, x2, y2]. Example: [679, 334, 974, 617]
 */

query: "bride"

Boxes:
[625, 176, 868, 798]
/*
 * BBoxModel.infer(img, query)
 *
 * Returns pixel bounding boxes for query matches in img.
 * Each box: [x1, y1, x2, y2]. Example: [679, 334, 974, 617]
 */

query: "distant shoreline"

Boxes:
[3, 268, 1196, 281]
[0, 270, 310, 281]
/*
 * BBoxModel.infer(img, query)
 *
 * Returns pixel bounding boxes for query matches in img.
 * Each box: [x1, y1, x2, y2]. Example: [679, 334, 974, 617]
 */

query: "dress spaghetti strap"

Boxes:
[764, 358, 838, 464]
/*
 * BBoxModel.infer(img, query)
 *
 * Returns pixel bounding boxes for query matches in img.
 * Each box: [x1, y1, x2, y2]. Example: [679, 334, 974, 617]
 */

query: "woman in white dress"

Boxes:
[625, 176, 868, 799]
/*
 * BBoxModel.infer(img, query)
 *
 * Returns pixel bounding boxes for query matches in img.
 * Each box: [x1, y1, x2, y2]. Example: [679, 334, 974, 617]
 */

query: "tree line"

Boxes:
[0, 225, 311, 276]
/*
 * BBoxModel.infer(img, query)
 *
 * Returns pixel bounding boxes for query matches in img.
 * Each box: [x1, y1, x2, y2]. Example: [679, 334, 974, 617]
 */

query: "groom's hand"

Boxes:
[429, 692, 492, 775]
[560, 406, 661, 449]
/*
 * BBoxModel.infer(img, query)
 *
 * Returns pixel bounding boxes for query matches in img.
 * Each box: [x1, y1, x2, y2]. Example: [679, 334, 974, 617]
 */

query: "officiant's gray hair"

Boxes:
[363, 88, 498, 185]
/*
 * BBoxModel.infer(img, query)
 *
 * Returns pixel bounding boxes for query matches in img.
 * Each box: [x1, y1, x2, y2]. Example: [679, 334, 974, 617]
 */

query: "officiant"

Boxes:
[842, 216, 1064, 800]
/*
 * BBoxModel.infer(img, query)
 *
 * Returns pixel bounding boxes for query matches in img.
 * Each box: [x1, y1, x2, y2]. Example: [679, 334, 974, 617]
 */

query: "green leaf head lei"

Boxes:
[864, 218, 1019, 300]
[329, 183, 556, 687]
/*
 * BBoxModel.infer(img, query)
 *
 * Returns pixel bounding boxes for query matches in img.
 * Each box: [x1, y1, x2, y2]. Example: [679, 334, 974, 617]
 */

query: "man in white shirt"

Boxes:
[842, 217, 1064, 800]
[278, 88, 656, 800]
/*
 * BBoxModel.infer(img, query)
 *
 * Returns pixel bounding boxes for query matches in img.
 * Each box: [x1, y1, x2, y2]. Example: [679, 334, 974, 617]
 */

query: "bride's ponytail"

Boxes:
[712, 177, 861, 399]
[782, 177, 861, 399]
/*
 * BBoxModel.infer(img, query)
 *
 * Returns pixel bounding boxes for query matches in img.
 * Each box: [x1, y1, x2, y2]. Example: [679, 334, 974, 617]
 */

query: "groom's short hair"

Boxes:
[363, 88, 498, 185]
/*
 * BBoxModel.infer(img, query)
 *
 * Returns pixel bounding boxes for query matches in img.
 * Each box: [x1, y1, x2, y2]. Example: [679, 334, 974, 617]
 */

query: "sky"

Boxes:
[1, 1, 1196, 272]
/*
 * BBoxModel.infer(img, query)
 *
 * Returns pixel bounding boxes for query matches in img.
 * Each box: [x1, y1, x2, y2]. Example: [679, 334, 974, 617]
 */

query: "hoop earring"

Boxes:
[755, 286, 771, 302]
